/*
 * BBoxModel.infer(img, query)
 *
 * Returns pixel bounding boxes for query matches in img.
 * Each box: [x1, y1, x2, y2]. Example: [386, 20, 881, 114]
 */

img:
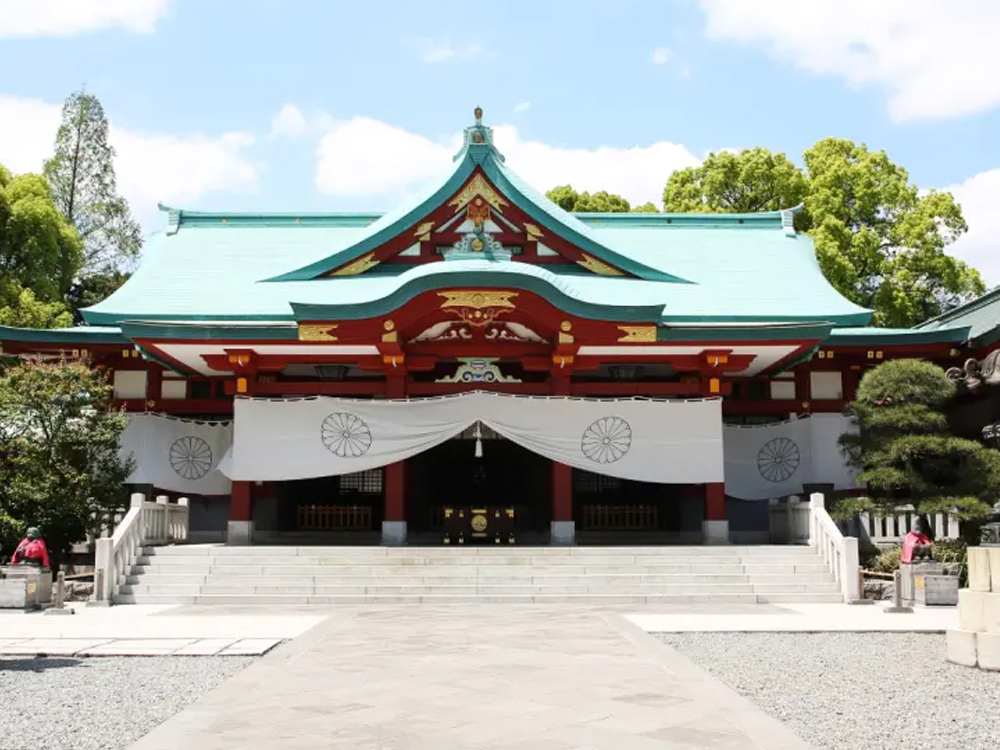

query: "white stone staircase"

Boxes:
[113, 545, 842, 605]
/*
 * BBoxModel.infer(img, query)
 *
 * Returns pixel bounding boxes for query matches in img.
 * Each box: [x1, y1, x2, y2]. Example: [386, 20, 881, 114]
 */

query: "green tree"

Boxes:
[66, 269, 130, 322]
[664, 148, 808, 217]
[547, 185, 630, 212]
[803, 138, 981, 327]
[663, 140, 984, 327]
[0, 283, 73, 329]
[0, 357, 132, 566]
[43, 90, 142, 274]
[0, 163, 81, 328]
[631, 202, 659, 214]
[839, 359, 1000, 525]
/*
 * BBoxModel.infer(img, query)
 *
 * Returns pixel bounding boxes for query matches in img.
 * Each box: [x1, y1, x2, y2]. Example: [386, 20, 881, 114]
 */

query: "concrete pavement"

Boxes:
[127, 605, 815, 750]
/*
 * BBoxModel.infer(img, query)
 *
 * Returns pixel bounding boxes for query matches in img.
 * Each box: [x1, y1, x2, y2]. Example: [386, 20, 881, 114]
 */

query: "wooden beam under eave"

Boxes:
[225, 380, 388, 397]
[568, 381, 720, 397]
[723, 399, 846, 416]
[115, 398, 234, 415]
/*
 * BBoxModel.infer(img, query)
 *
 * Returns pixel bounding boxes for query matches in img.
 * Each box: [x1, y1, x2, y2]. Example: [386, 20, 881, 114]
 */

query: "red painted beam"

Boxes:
[232, 380, 388, 396]
[116, 398, 234, 415]
[722, 399, 846, 416]
[568, 381, 723, 396]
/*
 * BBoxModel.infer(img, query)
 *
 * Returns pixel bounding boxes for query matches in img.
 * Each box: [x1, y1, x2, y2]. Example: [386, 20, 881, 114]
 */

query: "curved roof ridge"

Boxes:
[289, 260, 667, 323]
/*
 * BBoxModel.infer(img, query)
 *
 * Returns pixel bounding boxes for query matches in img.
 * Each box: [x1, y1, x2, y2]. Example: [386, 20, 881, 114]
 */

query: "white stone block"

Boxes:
[226, 520, 254, 546]
[958, 589, 987, 632]
[702, 520, 729, 545]
[549, 521, 575, 546]
[946, 628, 978, 667]
[968, 548, 992, 592]
[915, 574, 959, 606]
[381, 521, 407, 546]
[977, 632, 1000, 671]
[983, 591, 1000, 633]
[989, 548, 1000, 594]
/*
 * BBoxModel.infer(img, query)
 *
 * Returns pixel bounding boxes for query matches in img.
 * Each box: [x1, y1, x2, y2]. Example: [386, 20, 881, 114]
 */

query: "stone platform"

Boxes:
[946, 546, 1000, 670]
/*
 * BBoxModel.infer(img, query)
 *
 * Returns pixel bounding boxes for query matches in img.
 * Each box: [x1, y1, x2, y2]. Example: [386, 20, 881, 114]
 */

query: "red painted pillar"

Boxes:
[230, 481, 252, 521]
[552, 462, 573, 522]
[550, 373, 574, 543]
[384, 462, 406, 522]
[383, 372, 408, 544]
[704, 482, 726, 521]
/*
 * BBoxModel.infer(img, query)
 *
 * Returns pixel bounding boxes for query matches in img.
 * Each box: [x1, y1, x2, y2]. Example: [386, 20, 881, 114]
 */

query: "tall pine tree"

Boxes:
[43, 90, 142, 276]
[840, 359, 1000, 521]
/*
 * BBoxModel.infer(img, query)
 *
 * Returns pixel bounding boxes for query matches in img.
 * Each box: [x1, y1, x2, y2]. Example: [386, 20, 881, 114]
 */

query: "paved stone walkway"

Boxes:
[128, 606, 813, 750]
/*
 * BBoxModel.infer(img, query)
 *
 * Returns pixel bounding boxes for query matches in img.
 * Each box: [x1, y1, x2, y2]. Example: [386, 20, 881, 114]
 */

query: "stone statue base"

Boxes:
[946, 547, 1000, 671]
[0, 566, 53, 610]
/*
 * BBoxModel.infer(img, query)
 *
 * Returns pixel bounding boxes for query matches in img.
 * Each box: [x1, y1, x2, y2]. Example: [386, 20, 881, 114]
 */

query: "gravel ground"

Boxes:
[0, 655, 255, 750]
[658, 632, 1000, 750]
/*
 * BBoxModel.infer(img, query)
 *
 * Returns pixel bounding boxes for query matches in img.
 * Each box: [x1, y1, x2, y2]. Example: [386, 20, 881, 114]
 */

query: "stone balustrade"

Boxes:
[946, 546, 1000, 670]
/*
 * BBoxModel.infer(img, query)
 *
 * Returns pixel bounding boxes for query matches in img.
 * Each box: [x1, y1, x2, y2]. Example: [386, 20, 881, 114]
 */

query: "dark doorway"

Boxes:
[407, 436, 551, 535]
[277, 470, 384, 533]
[573, 469, 684, 534]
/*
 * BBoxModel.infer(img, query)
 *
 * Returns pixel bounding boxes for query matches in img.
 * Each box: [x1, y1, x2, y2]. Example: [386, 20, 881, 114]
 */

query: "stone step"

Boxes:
[130, 563, 833, 577]
[140, 545, 820, 557]
[134, 556, 825, 569]
[112, 591, 843, 606]
[125, 572, 836, 586]
[118, 581, 841, 596]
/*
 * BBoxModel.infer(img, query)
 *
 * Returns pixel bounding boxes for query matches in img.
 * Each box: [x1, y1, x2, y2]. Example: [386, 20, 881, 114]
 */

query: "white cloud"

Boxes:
[698, 0, 1000, 122]
[409, 37, 483, 63]
[0, 0, 171, 38]
[0, 95, 260, 230]
[314, 115, 700, 207]
[269, 103, 308, 139]
[943, 168, 1000, 287]
[651, 47, 672, 65]
[513, 101, 531, 113]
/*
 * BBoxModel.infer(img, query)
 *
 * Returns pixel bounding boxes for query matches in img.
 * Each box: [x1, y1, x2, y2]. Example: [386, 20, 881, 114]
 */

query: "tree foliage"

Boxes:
[66, 269, 130, 322]
[663, 148, 808, 217]
[840, 359, 1000, 521]
[43, 90, 142, 274]
[0, 163, 81, 328]
[0, 358, 132, 563]
[663, 140, 984, 327]
[546, 185, 657, 214]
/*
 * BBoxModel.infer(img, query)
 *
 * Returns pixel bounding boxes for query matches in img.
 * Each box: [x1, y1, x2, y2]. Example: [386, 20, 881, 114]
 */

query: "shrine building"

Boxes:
[1, 109, 993, 547]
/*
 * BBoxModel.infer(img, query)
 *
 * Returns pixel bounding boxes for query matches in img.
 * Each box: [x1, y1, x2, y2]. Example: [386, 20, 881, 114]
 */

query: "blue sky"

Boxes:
[1, 0, 999, 282]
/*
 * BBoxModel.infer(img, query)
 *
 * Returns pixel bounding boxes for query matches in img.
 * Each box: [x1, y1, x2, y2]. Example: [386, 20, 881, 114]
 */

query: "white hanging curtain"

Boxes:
[723, 413, 858, 500]
[223, 392, 724, 484]
[121, 414, 233, 496]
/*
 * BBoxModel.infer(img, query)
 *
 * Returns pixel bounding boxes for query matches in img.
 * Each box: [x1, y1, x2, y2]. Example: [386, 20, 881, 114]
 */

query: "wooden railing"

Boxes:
[582, 504, 658, 531]
[297, 504, 372, 532]
[92, 494, 189, 604]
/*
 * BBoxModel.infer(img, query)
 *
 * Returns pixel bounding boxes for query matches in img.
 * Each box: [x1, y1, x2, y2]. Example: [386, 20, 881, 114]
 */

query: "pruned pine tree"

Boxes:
[839, 359, 1000, 524]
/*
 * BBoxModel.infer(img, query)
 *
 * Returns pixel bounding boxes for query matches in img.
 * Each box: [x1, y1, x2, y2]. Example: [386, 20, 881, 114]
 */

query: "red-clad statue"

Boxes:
[10, 527, 50, 568]
[900, 517, 933, 563]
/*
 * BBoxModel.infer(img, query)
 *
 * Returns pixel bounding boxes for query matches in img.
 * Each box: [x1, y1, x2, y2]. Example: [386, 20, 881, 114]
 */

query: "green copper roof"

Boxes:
[914, 287, 1000, 346]
[657, 321, 833, 343]
[119, 321, 297, 341]
[78, 112, 871, 331]
[0, 325, 127, 344]
[267, 139, 686, 284]
[825, 326, 971, 346]
[291, 263, 666, 323]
